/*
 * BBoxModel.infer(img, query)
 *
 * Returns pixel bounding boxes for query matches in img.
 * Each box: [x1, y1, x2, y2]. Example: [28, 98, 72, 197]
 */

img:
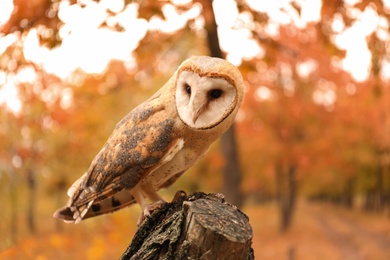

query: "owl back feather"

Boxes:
[54, 95, 182, 223]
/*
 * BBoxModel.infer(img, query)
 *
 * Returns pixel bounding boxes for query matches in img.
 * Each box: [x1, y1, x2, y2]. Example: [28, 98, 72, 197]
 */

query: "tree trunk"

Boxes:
[26, 168, 36, 233]
[276, 162, 297, 232]
[364, 164, 384, 212]
[9, 172, 18, 243]
[55, 177, 67, 232]
[343, 178, 354, 208]
[199, 0, 244, 208]
[387, 164, 390, 217]
[221, 125, 243, 207]
[120, 192, 253, 260]
[376, 163, 384, 211]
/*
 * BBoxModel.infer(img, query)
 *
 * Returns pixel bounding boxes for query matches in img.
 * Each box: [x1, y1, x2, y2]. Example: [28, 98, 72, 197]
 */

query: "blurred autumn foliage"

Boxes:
[1, 0, 390, 259]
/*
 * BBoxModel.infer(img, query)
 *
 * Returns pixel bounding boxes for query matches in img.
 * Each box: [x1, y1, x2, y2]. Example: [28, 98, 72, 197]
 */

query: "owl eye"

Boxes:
[209, 89, 222, 99]
[184, 84, 191, 95]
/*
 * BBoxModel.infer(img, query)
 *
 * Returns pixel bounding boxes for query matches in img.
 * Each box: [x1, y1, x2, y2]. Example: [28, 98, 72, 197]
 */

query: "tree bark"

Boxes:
[120, 192, 253, 260]
[199, 0, 244, 208]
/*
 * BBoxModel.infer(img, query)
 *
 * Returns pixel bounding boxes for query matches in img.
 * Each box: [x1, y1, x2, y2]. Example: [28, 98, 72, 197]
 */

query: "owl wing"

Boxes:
[54, 93, 182, 223]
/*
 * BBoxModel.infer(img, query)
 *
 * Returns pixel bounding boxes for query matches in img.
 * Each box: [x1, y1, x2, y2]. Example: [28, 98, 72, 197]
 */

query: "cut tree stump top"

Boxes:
[120, 191, 254, 260]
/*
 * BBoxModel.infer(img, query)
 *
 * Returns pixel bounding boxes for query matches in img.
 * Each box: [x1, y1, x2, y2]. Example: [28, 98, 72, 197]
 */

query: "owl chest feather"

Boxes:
[141, 126, 217, 190]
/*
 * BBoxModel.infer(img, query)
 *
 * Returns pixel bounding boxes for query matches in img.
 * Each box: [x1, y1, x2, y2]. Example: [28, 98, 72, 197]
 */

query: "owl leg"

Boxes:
[141, 183, 166, 217]
[129, 186, 151, 226]
[141, 183, 165, 202]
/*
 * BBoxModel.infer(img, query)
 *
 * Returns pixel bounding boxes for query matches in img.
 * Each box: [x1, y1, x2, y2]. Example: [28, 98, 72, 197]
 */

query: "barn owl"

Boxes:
[53, 56, 244, 225]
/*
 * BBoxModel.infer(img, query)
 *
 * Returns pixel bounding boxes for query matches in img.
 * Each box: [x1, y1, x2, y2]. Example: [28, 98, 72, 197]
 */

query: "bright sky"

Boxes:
[0, 0, 389, 114]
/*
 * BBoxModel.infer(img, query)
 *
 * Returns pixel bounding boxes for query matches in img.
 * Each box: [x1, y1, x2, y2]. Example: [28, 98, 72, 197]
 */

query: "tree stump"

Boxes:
[120, 192, 254, 259]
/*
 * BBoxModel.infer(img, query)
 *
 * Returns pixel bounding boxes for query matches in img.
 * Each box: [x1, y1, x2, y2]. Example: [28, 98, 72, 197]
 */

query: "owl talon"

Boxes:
[137, 204, 156, 226]
[149, 200, 165, 212]
[172, 190, 187, 202]
[137, 200, 166, 226]
[137, 207, 150, 226]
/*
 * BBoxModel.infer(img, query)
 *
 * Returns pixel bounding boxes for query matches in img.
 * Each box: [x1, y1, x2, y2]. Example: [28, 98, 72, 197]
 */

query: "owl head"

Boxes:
[174, 56, 244, 130]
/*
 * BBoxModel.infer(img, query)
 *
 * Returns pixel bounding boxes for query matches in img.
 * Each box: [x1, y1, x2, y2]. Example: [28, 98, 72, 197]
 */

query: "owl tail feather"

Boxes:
[53, 190, 136, 223]
[53, 200, 93, 224]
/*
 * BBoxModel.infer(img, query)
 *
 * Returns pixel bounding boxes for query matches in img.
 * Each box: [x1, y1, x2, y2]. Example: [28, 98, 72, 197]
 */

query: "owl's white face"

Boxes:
[175, 70, 237, 129]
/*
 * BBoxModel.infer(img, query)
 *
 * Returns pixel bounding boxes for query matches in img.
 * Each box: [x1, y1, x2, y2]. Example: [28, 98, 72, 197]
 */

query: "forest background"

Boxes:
[1, 0, 390, 259]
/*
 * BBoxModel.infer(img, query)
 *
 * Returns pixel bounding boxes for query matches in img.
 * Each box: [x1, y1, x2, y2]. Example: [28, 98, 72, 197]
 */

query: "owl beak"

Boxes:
[192, 109, 202, 124]
[190, 89, 208, 124]
[191, 103, 208, 124]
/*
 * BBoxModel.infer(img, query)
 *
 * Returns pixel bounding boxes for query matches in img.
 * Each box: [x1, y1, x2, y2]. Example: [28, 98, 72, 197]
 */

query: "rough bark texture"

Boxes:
[120, 192, 253, 260]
